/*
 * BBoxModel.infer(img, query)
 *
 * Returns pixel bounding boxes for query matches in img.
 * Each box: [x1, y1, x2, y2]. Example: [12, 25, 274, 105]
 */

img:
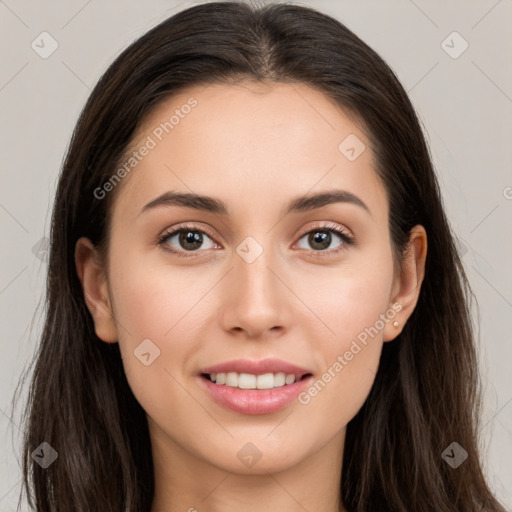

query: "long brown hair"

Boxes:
[11, 2, 506, 511]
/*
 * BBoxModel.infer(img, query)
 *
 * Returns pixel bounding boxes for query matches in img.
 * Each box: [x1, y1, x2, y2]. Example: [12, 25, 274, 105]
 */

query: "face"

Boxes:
[77, 80, 425, 476]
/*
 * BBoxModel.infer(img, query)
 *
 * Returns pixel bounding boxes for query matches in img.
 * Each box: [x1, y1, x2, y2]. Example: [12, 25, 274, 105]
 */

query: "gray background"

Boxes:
[1, 0, 511, 509]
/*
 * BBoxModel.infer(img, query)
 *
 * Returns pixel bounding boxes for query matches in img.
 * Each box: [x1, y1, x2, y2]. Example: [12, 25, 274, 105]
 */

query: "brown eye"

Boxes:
[296, 224, 354, 255]
[158, 224, 219, 257]
[175, 230, 204, 251]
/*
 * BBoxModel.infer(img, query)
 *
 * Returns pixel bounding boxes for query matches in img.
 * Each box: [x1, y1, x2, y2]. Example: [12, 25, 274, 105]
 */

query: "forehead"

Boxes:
[111, 80, 387, 224]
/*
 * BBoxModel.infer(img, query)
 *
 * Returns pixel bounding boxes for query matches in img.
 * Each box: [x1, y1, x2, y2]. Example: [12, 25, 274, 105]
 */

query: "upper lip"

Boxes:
[200, 358, 313, 379]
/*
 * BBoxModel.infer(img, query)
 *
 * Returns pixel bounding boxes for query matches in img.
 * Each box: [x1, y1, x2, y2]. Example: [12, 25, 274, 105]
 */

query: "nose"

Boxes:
[218, 246, 292, 340]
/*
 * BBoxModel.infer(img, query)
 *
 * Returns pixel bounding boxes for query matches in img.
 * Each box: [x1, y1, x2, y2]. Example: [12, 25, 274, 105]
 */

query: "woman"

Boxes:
[13, 1, 506, 511]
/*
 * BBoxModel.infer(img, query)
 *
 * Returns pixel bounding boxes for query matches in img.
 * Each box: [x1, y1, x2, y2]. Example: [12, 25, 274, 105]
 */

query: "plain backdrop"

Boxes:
[1, 0, 511, 509]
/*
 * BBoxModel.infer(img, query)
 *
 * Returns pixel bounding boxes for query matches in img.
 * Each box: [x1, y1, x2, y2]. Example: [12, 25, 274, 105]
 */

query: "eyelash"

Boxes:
[157, 222, 355, 259]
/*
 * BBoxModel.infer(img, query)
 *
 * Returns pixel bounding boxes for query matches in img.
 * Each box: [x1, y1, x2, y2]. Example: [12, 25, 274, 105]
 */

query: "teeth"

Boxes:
[226, 372, 239, 387]
[285, 374, 295, 385]
[238, 373, 256, 389]
[207, 371, 300, 389]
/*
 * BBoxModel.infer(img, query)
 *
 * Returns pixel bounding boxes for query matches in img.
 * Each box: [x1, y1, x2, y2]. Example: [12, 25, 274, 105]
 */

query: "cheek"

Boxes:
[297, 298, 388, 434]
[111, 264, 175, 339]
[299, 248, 395, 345]
[109, 243, 210, 340]
[106, 252, 193, 389]
[294, 254, 394, 424]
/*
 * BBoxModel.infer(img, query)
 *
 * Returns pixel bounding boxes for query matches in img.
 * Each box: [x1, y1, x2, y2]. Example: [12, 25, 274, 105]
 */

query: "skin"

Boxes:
[75, 81, 427, 512]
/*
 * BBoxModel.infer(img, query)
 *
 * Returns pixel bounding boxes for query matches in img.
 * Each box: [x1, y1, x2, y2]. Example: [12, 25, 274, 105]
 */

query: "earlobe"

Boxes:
[383, 225, 427, 342]
[75, 237, 118, 343]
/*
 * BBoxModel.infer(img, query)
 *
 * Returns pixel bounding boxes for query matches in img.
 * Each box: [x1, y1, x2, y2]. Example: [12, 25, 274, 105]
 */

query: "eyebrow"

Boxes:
[139, 189, 371, 217]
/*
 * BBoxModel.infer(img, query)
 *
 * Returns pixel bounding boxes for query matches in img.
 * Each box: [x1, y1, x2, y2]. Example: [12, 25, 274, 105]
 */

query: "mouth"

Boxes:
[198, 371, 314, 415]
[198, 358, 314, 413]
[200, 371, 313, 390]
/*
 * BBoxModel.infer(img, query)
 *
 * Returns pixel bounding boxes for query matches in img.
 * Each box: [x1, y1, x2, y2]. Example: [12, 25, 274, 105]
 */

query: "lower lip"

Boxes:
[199, 375, 313, 415]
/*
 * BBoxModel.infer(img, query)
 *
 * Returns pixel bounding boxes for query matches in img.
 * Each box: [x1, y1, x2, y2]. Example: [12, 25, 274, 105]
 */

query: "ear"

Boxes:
[383, 225, 427, 342]
[75, 237, 118, 343]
